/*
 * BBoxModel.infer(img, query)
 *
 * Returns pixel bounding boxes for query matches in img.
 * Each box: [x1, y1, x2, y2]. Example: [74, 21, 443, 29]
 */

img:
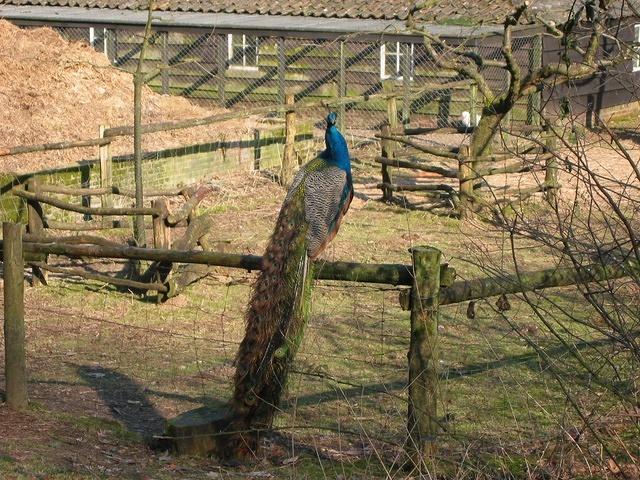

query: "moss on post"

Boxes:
[406, 246, 442, 467]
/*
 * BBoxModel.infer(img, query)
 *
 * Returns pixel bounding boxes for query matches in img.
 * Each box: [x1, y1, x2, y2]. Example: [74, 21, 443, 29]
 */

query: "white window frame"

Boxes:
[227, 34, 259, 70]
[89, 27, 108, 57]
[633, 24, 640, 72]
[380, 42, 414, 80]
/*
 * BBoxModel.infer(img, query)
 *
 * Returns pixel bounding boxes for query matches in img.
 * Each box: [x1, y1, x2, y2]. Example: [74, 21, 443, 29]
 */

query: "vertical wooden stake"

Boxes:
[277, 37, 286, 105]
[338, 40, 346, 132]
[253, 129, 261, 171]
[406, 246, 441, 466]
[469, 83, 478, 127]
[216, 34, 227, 106]
[99, 125, 113, 209]
[280, 94, 296, 187]
[380, 125, 395, 202]
[458, 145, 474, 218]
[161, 31, 170, 95]
[105, 28, 116, 63]
[401, 43, 411, 126]
[384, 81, 399, 132]
[25, 178, 47, 285]
[527, 34, 543, 127]
[3, 222, 28, 410]
[152, 199, 171, 250]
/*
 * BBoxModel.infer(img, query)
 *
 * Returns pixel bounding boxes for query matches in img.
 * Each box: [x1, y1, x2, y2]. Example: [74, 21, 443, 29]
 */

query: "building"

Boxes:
[0, 0, 638, 131]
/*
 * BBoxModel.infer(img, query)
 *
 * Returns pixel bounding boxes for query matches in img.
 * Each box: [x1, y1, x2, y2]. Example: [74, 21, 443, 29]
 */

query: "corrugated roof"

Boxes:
[0, 0, 521, 23]
[0, 0, 637, 24]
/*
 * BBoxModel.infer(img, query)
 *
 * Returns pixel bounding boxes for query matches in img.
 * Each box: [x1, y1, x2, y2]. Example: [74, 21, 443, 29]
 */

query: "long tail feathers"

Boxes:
[230, 196, 312, 435]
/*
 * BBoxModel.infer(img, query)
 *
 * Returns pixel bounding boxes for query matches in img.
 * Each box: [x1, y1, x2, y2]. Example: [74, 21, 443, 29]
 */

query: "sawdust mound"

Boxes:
[0, 20, 251, 174]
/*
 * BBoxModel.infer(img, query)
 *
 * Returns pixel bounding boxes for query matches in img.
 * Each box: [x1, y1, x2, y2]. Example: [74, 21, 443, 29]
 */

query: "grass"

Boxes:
[0, 164, 638, 478]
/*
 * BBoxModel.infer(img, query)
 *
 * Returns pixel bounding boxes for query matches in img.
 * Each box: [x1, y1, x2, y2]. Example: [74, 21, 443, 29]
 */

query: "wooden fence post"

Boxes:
[469, 83, 478, 127]
[384, 81, 400, 131]
[3, 222, 28, 410]
[25, 178, 47, 285]
[380, 125, 395, 202]
[527, 34, 543, 127]
[544, 126, 558, 203]
[280, 94, 296, 187]
[277, 37, 286, 105]
[406, 246, 442, 465]
[458, 145, 474, 218]
[401, 43, 411, 126]
[99, 125, 113, 208]
[152, 199, 171, 250]
[161, 31, 170, 95]
[338, 40, 346, 132]
[253, 129, 261, 171]
[216, 34, 227, 106]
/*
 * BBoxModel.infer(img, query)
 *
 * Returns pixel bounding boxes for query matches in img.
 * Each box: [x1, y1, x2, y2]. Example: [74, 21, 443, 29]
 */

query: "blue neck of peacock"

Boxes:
[325, 125, 351, 175]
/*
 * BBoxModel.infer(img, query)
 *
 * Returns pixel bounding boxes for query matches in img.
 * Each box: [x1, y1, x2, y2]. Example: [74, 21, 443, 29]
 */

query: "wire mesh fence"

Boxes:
[47, 25, 539, 136]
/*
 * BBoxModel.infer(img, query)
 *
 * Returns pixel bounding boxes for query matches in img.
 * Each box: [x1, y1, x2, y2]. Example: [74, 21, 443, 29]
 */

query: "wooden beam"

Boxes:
[377, 182, 457, 193]
[376, 134, 459, 159]
[11, 241, 414, 286]
[30, 261, 168, 293]
[13, 189, 161, 217]
[439, 258, 638, 305]
[44, 219, 132, 231]
[375, 157, 458, 178]
[0, 137, 111, 157]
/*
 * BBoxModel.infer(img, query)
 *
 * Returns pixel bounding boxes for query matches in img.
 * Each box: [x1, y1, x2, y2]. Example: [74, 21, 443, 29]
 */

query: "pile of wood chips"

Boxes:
[0, 20, 254, 174]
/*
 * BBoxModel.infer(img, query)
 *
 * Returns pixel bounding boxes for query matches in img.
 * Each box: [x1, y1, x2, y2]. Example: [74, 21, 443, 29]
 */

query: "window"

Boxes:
[89, 27, 108, 57]
[634, 24, 640, 72]
[380, 42, 414, 80]
[228, 34, 259, 69]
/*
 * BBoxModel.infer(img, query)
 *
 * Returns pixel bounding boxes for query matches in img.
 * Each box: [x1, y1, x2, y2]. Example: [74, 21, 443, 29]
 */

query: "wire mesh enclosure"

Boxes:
[47, 24, 541, 138]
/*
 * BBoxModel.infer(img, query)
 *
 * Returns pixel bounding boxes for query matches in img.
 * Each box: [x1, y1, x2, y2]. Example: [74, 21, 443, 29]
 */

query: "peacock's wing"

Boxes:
[302, 162, 352, 260]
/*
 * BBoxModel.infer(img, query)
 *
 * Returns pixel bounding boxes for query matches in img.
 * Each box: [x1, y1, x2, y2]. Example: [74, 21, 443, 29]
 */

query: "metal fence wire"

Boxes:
[48, 25, 538, 137]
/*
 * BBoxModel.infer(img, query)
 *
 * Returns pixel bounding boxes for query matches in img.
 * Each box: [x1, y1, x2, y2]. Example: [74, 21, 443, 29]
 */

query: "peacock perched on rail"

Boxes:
[226, 112, 353, 457]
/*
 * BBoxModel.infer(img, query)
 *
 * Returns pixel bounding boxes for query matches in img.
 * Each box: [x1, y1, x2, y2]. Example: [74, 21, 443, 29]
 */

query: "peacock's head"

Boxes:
[326, 112, 338, 127]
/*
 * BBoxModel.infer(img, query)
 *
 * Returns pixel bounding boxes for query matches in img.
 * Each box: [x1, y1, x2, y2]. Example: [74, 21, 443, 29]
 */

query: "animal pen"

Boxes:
[3, 8, 544, 139]
[2, 221, 637, 462]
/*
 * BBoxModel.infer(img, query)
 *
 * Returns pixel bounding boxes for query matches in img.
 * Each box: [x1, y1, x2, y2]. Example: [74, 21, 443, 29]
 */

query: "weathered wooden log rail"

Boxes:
[10, 178, 216, 289]
[2, 226, 637, 462]
[376, 91, 559, 216]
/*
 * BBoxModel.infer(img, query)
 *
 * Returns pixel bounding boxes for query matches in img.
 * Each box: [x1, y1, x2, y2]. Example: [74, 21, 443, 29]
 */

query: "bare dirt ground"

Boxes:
[0, 20, 258, 174]
[0, 161, 638, 479]
[0, 19, 638, 479]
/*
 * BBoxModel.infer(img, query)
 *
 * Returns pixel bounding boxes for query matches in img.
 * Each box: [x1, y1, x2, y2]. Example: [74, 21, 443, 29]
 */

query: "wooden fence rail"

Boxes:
[2, 231, 636, 461]
[376, 91, 559, 217]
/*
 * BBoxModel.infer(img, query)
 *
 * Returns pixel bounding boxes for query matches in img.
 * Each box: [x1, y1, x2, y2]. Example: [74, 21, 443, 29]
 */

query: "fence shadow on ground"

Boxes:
[76, 365, 169, 436]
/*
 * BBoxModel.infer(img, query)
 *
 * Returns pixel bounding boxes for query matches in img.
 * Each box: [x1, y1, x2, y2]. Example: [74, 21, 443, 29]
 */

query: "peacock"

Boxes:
[226, 111, 353, 457]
